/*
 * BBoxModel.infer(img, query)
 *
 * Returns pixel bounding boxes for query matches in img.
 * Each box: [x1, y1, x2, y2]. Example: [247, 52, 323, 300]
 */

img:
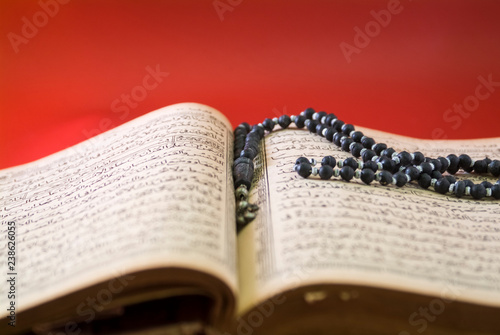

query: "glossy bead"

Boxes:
[434, 178, 450, 194]
[296, 162, 312, 178]
[420, 162, 433, 174]
[360, 168, 375, 184]
[324, 113, 337, 125]
[315, 111, 327, 121]
[278, 115, 292, 128]
[340, 166, 355, 181]
[251, 125, 265, 139]
[470, 184, 486, 200]
[431, 159, 442, 172]
[240, 147, 257, 159]
[481, 181, 493, 189]
[431, 171, 443, 180]
[319, 165, 334, 180]
[321, 156, 336, 167]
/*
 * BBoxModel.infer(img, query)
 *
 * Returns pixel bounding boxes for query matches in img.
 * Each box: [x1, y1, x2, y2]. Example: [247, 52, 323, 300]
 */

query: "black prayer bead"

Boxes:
[481, 181, 493, 189]
[294, 115, 306, 128]
[473, 159, 488, 173]
[319, 165, 334, 180]
[378, 156, 395, 171]
[331, 119, 344, 132]
[361, 149, 376, 162]
[321, 156, 336, 167]
[296, 157, 310, 165]
[363, 160, 378, 172]
[239, 122, 251, 132]
[420, 162, 433, 174]
[381, 148, 396, 158]
[398, 151, 412, 166]
[454, 181, 466, 198]
[341, 123, 355, 136]
[333, 132, 343, 147]
[262, 118, 275, 131]
[378, 170, 392, 186]
[306, 120, 318, 133]
[296, 162, 312, 178]
[431, 159, 442, 173]
[446, 154, 459, 174]
[431, 171, 443, 180]
[434, 178, 450, 195]
[405, 166, 420, 181]
[393, 171, 407, 187]
[351, 131, 364, 142]
[470, 184, 486, 200]
[445, 175, 456, 184]
[240, 147, 257, 160]
[233, 157, 254, 189]
[340, 166, 355, 181]
[464, 179, 474, 189]
[412, 152, 425, 165]
[316, 111, 327, 121]
[489, 160, 500, 177]
[341, 138, 354, 152]
[251, 125, 265, 139]
[372, 143, 387, 155]
[360, 168, 375, 184]
[491, 184, 500, 199]
[316, 124, 327, 136]
[418, 173, 431, 189]
[324, 113, 337, 126]
[278, 115, 291, 129]
[344, 157, 358, 170]
[325, 127, 336, 141]
[361, 136, 375, 149]
[437, 157, 449, 173]
[303, 108, 315, 119]
[458, 154, 473, 172]
[350, 142, 364, 158]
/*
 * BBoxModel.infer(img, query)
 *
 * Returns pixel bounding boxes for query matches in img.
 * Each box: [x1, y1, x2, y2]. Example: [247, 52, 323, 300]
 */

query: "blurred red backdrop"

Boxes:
[1, 0, 499, 169]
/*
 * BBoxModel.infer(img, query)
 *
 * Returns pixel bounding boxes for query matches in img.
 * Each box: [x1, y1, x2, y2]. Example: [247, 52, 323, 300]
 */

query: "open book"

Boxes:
[1, 103, 499, 335]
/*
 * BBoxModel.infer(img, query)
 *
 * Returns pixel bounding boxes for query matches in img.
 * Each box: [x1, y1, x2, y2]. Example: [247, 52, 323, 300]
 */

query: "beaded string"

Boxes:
[233, 108, 500, 230]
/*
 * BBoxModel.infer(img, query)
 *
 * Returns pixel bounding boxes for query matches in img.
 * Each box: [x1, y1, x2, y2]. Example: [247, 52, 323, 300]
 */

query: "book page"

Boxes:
[238, 126, 500, 314]
[0, 103, 237, 317]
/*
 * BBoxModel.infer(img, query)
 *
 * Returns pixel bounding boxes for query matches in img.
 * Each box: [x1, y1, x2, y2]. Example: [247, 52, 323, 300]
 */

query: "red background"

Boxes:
[1, 0, 500, 169]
